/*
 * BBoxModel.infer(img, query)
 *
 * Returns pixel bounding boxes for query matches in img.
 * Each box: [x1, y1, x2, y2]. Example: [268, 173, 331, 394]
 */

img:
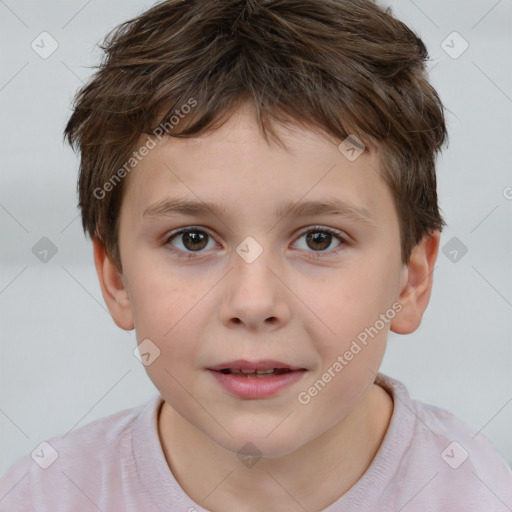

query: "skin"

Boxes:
[94, 102, 439, 512]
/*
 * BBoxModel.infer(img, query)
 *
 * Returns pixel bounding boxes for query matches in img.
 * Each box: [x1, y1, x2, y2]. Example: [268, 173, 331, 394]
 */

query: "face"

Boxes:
[115, 103, 406, 456]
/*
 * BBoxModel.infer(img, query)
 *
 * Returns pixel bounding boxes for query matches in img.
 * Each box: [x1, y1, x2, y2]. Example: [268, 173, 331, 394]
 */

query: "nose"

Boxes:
[220, 247, 291, 331]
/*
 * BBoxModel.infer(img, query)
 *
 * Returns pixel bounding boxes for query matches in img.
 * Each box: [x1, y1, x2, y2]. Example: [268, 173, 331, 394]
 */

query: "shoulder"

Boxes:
[376, 374, 512, 510]
[0, 396, 161, 512]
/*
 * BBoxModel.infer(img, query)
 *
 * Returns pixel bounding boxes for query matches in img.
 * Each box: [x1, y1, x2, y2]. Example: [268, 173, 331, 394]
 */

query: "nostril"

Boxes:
[231, 317, 276, 324]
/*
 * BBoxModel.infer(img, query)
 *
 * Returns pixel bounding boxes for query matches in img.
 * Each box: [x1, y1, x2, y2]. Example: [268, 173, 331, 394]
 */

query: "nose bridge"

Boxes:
[234, 242, 274, 294]
[220, 235, 290, 329]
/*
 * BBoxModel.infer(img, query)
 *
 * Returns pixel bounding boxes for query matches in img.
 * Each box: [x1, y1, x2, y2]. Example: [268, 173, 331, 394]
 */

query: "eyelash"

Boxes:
[164, 225, 348, 260]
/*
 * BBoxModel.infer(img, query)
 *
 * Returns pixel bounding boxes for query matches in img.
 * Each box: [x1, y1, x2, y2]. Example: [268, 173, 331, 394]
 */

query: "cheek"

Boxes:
[129, 270, 206, 396]
[305, 259, 399, 370]
[126, 252, 206, 340]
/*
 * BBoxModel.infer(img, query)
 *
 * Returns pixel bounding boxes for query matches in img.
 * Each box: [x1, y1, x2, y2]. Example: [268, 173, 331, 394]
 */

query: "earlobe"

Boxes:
[93, 238, 134, 331]
[390, 231, 440, 335]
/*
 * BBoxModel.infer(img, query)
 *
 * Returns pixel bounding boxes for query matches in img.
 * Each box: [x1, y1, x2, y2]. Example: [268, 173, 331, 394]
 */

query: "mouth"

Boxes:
[207, 360, 308, 399]
[207, 359, 307, 377]
[215, 368, 297, 377]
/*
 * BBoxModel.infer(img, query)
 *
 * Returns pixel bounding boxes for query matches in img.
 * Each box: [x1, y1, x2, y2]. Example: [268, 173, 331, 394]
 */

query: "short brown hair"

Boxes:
[64, 0, 448, 271]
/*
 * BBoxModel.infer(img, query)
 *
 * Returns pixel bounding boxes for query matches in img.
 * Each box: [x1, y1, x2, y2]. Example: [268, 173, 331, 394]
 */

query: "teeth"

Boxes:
[224, 368, 292, 376]
[239, 368, 276, 374]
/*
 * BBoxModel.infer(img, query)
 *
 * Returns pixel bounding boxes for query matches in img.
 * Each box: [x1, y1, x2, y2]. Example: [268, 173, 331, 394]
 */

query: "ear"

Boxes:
[390, 231, 440, 335]
[93, 238, 134, 331]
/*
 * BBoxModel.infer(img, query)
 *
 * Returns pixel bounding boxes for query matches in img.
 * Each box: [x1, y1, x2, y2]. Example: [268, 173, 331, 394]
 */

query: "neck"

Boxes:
[158, 383, 393, 512]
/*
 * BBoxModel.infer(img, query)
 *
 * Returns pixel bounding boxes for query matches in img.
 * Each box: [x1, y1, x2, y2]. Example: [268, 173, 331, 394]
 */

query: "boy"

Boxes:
[1, 0, 511, 510]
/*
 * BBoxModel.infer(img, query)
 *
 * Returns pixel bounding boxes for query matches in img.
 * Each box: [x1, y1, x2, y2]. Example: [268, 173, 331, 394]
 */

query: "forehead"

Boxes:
[120, 107, 394, 228]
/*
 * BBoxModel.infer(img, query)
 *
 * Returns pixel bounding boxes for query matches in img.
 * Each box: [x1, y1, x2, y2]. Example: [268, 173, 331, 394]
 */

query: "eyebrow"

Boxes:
[142, 197, 376, 227]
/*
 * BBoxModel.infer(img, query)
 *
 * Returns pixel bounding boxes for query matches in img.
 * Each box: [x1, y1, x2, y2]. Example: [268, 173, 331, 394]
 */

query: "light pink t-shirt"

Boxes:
[1, 373, 511, 511]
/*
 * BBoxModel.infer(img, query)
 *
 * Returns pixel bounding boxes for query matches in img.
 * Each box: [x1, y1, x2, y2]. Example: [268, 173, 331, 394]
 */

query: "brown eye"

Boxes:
[181, 231, 208, 251]
[305, 231, 332, 251]
[294, 227, 345, 254]
[167, 228, 215, 254]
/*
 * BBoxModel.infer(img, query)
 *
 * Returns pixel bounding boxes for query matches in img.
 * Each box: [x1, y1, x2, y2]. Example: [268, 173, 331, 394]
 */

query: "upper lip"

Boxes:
[208, 359, 306, 371]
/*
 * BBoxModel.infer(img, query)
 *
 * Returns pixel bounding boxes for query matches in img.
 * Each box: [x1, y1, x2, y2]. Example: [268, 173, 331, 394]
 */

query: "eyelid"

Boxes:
[295, 225, 347, 242]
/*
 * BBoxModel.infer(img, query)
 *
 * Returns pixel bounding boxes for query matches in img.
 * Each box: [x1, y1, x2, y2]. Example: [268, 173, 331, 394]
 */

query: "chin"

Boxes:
[212, 424, 311, 460]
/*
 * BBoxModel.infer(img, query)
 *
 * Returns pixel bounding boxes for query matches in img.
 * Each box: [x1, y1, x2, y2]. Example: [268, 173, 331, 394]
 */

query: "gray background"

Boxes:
[1, 0, 511, 478]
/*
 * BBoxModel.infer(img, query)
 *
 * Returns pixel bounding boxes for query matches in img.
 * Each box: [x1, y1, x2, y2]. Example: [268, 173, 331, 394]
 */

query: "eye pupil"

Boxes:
[306, 231, 331, 251]
[183, 231, 208, 251]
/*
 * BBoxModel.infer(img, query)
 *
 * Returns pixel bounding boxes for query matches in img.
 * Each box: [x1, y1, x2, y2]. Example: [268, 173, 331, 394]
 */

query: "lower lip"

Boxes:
[208, 370, 307, 399]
